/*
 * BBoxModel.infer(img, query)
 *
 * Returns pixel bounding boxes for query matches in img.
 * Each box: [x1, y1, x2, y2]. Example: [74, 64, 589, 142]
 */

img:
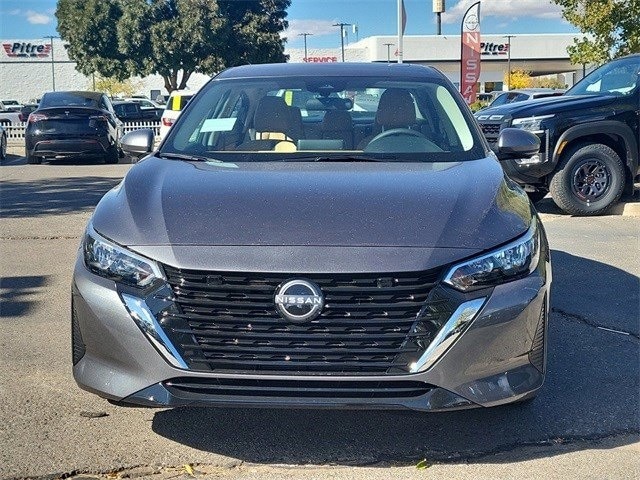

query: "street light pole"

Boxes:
[383, 43, 395, 63]
[333, 22, 352, 62]
[44, 35, 60, 91]
[504, 35, 516, 91]
[298, 33, 312, 62]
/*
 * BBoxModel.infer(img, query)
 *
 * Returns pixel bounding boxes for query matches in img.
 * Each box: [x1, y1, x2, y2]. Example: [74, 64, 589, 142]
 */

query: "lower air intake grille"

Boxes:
[164, 377, 433, 398]
[529, 298, 547, 373]
[159, 266, 453, 376]
[71, 299, 86, 365]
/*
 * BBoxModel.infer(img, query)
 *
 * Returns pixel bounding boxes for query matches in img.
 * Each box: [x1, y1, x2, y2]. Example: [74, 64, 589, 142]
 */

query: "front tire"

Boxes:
[27, 153, 42, 164]
[0, 133, 6, 161]
[549, 143, 625, 216]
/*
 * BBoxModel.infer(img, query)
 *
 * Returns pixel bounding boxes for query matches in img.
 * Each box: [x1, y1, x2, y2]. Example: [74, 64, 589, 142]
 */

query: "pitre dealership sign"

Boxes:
[2, 42, 51, 58]
[481, 42, 509, 55]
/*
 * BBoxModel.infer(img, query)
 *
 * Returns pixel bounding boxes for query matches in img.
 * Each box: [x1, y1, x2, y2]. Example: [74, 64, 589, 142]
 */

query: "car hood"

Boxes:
[92, 156, 531, 251]
[477, 94, 616, 119]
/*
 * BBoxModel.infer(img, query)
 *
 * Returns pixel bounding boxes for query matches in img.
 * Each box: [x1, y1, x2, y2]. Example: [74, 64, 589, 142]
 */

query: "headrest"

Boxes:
[254, 96, 291, 133]
[375, 88, 416, 128]
[321, 110, 353, 131]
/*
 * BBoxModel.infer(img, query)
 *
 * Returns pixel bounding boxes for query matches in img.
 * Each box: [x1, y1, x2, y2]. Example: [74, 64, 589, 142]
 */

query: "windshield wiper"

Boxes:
[285, 154, 385, 163]
[157, 152, 214, 162]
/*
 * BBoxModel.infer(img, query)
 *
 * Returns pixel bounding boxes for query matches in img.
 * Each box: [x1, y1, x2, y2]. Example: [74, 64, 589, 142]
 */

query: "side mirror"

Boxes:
[121, 128, 155, 157]
[496, 128, 540, 161]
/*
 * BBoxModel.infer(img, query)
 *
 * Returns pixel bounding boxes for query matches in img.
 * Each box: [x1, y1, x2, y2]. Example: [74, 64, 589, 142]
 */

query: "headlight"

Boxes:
[83, 224, 164, 288]
[511, 114, 554, 133]
[444, 218, 540, 291]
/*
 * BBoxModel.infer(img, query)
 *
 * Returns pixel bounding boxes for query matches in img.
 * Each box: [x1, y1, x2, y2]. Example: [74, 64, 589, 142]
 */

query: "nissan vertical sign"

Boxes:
[460, 1, 481, 104]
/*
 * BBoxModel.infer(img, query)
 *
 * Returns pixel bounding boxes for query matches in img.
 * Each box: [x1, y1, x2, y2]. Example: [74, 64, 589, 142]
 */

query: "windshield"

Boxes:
[161, 75, 484, 163]
[566, 57, 639, 96]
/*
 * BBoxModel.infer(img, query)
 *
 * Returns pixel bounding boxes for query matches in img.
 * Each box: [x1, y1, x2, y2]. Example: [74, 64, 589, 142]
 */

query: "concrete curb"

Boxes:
[611, 201, 640, 217]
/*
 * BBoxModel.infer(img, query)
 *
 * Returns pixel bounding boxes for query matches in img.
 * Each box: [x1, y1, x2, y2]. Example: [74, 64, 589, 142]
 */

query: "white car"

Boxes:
[124, 97, 163, 110]
[159, 89, 195, 139]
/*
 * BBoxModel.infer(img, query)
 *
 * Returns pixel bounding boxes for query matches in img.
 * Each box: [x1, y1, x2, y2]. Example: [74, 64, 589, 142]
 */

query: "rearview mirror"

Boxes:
[120, 129, 155, 157]
[496, 128, 540, 161]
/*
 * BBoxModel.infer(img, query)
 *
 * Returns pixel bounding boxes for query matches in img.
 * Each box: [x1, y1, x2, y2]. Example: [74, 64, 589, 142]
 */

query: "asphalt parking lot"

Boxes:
[1, 153, 638, 480]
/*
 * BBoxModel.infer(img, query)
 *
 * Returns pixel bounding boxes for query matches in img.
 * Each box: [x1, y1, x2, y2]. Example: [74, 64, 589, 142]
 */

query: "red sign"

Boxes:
[303, 57, 338, 63]
[460, 2, 481, 105]
[2, 42, 51, 58]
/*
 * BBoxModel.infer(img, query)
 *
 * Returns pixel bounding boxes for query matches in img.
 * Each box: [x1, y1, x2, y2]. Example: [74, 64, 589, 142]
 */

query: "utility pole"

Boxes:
[333, 22, 352, 62]
[44, 35, 60, 91]
[384, 43, 395, 64]
[298, 33, 312, 62]
[504, 35, 516, 90]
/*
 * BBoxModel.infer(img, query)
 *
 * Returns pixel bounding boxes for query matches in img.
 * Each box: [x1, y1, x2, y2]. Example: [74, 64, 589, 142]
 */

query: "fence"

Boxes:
[3, 120, 161, 145]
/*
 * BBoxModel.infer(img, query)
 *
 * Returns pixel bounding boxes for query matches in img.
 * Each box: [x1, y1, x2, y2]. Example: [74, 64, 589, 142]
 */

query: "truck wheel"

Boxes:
[549, 143, 625, 216]
[27, 154, 42, 164]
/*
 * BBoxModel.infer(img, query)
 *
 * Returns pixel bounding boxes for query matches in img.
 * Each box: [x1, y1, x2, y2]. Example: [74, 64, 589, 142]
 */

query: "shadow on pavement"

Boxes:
[0, 175, 122, 218]
[0, 275, 50, 317]
[150, 250, 640, 465]
[1, 153, 134, 167]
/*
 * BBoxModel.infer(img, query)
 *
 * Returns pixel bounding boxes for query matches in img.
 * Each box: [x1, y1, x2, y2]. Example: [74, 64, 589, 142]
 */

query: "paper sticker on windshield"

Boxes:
[200, 118, 237, 133]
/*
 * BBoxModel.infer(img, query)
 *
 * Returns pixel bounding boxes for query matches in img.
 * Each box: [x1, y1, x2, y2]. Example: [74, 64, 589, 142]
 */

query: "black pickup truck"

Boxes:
[476, 54, 639, 215]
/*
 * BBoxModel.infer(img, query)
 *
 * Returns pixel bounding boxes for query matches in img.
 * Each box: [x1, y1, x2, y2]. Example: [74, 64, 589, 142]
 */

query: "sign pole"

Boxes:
[397, 0, 403, 63]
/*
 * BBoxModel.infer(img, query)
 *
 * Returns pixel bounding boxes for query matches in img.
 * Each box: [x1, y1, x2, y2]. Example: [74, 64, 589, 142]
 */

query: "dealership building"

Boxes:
[0, 33, 586, 103]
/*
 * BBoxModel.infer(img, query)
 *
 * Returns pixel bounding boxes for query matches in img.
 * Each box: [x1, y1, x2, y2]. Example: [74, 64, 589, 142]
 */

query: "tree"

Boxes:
[92, 76, 143, 97]
[552, 0, 640, 65]
[505, 69, 532, 90]
[56, 0, 290, 93]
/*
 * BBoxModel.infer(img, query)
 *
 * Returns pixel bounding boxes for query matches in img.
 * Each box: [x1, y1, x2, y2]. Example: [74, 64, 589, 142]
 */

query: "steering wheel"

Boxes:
[369, 128, 426, 143]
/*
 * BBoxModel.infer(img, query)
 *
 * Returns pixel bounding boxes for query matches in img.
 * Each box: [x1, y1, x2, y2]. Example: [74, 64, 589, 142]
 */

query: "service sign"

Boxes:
[303, 56, 338, 63]
[2, 42, 51, 58]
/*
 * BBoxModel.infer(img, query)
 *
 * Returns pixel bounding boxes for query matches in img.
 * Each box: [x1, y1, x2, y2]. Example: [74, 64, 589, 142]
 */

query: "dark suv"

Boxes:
[25, 91, 122, 164]
[476, 54, 639, 215]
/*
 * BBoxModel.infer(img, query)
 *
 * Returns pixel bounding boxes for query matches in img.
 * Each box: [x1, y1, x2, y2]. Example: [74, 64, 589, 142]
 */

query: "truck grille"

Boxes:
[159, 266, 453, 376]
[479, 122, 502, 141]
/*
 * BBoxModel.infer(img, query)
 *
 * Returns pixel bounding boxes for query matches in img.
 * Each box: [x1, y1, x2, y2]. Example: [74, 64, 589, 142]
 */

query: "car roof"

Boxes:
[112, 100, 139, 105]
[216, 62, 443, 80]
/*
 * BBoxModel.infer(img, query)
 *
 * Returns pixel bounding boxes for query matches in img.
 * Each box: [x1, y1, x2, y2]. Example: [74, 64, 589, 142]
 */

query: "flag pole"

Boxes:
[397, 0, 403, 63]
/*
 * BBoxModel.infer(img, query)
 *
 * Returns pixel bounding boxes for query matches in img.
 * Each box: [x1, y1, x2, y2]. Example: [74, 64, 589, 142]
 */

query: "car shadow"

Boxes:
[0, 275, 50, 317]
[0, 175, 122, 218]
[150, 250, 639, 465]
[0, 153, 134, 167]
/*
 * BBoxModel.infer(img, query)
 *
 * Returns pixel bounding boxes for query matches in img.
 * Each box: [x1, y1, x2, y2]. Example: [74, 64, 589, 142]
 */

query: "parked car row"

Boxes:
[18, 89, 192, 164]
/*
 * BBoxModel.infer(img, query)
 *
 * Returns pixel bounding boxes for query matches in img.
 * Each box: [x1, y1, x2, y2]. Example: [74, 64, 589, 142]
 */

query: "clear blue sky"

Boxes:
[1, 0, 577, 47]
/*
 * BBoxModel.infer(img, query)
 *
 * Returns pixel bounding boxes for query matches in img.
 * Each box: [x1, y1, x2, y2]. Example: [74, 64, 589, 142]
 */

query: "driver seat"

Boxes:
[358, 88, 416, 148]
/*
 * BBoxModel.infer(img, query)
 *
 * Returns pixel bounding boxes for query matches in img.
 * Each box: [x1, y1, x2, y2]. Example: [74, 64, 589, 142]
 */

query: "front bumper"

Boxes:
[72, 247, 550, 412]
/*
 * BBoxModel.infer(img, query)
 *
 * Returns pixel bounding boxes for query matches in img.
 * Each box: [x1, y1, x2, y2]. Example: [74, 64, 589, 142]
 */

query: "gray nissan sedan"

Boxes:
[72, 63, 550, 411]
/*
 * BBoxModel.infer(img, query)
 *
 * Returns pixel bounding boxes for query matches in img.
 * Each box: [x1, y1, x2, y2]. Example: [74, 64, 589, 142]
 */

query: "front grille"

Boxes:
[479, 122, 502, 141]
[164, 377, 433, 398]
[159, 266, 453, 376]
